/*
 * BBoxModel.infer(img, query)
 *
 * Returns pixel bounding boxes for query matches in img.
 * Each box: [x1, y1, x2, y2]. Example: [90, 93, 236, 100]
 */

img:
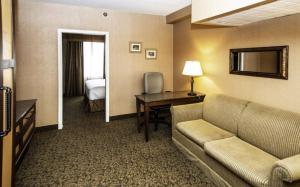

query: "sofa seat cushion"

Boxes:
[176, 119, 234, 148]
[204, 137, 279, 187]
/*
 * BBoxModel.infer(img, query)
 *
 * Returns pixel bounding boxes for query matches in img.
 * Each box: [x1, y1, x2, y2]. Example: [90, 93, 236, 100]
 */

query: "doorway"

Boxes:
[57, 29, 110, 129]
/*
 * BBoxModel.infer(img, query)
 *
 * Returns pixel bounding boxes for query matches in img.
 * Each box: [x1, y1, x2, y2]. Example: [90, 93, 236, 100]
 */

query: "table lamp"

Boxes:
[182, 61, 203, 96]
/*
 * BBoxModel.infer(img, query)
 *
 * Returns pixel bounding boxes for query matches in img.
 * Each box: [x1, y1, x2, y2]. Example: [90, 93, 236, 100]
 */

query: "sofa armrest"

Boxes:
[271, 154, 300, 186]
[170, 103, 203, 133]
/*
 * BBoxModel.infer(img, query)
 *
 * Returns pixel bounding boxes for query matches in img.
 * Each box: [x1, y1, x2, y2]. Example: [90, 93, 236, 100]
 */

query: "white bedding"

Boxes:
[85, 79, 106, 100]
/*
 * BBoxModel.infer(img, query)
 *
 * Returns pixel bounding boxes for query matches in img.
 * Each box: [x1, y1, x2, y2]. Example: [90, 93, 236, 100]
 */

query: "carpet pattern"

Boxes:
[16, 97, 215, 186]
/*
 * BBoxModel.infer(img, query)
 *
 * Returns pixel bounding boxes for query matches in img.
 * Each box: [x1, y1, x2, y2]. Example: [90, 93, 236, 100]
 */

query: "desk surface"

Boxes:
[16, 99, 37, 122]
[135, 91, 205, 103]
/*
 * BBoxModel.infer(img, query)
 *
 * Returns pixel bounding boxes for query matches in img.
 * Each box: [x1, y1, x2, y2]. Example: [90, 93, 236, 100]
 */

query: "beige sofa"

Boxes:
[171, 94, 300, 187]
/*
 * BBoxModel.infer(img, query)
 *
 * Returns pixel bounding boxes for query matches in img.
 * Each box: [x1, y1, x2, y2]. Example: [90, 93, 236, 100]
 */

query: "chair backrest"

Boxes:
[144, 72, 164, 94]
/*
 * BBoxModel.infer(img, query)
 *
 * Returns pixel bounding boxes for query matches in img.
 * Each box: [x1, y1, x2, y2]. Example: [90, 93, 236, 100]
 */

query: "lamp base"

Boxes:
[188, 92, 197, 96]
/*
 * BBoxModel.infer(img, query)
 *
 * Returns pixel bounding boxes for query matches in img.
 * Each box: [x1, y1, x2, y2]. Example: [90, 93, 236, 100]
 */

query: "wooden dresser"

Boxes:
[15, 99, 37, 169]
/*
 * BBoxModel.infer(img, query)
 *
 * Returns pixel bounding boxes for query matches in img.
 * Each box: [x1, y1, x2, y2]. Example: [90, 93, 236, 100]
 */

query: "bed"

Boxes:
[85, 79, 106, 112]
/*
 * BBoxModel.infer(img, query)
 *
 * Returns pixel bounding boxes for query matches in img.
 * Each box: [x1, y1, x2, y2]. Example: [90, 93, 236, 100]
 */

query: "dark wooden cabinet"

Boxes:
[14, 99, 37, 169]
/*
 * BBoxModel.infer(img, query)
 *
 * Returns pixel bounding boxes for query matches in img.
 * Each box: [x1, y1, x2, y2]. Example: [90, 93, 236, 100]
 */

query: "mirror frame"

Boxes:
[229, 46, 289, 80]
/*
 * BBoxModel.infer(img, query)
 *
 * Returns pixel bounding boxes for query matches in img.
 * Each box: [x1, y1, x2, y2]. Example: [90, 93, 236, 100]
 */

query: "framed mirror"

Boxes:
[230, 46, 288, 80]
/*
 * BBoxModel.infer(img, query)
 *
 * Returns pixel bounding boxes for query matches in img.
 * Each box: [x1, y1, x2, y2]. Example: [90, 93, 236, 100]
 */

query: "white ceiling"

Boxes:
[203, 0, 300, 26]
[34, 0, 191, 16]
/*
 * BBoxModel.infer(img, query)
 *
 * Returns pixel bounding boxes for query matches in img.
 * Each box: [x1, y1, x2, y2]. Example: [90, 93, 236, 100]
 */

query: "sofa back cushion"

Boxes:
[203, 94, 248, 134]
[238, 102, 300, 159]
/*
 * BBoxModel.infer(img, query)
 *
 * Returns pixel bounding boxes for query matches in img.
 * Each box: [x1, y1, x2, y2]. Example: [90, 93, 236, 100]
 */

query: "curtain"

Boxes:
[83, 42, 105, 80]
[63, 41, 84, 96]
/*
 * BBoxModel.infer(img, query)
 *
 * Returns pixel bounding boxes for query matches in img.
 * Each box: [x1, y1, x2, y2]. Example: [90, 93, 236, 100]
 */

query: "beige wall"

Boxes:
[174, 14, 300, 113]
[15, 0, 173, 127]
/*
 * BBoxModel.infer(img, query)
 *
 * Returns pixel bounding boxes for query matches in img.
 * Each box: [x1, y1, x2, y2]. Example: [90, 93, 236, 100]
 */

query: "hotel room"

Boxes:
[1, 0, 300, 186]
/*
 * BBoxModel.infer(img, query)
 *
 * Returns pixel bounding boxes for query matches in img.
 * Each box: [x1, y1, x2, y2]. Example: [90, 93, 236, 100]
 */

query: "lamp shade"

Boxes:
[182, 61, 203, 76]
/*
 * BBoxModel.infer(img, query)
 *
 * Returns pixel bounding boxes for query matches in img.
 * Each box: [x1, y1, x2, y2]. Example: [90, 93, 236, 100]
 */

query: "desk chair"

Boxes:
[144, 72, 170, 131]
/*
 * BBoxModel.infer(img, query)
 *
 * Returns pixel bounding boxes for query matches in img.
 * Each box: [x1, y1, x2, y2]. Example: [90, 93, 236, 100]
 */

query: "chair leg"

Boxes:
[154, 111, 158, 131]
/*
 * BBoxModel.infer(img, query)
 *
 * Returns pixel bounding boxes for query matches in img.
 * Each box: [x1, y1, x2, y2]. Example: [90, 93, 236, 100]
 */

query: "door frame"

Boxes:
[0, 0, 3, 182]
[1, 0, 16, 185]
[57, 29, 110, 129]
[0, 71, 2, 187]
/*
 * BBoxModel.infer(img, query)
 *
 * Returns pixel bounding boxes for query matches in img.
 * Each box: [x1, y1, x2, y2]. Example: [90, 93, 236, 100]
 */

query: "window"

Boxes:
[83, 42, 105, 80]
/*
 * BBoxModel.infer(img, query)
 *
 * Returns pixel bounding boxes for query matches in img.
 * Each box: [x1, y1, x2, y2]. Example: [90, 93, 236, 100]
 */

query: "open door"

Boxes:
[0, 0, 15, 186]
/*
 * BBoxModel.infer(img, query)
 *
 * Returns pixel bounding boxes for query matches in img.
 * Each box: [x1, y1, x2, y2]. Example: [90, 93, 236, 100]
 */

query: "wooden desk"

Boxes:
[135, 91, 205, 142]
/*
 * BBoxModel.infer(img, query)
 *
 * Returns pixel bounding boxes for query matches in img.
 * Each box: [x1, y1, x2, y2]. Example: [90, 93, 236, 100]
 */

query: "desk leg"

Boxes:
[136, 99, 141, 133]
[144, 104, 150, 142]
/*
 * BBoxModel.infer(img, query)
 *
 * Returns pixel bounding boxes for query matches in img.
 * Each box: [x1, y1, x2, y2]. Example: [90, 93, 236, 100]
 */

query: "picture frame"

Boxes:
[145, 49, 157, 60]
[129, 42, 142, 53]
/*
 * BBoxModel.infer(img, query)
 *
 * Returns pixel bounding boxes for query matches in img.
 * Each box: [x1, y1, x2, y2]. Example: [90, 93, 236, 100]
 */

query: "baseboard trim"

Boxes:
[36, 124, 58, 133]
[110, 113, 137, 121]
[110, 110, 170, 121]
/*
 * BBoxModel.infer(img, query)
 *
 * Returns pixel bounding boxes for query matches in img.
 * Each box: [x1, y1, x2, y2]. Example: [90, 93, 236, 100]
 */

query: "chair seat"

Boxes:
[204, 137, 279, 187]
[176, 119, 234, 148]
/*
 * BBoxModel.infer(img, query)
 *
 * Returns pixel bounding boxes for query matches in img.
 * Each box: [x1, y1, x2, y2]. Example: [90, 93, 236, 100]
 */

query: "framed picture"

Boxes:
[145, 49, 157, 60]
[129, 42, 142, 53]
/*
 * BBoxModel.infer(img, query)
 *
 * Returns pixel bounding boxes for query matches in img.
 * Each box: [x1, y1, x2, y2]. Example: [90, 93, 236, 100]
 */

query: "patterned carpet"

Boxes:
[16, 97, 215, 186]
